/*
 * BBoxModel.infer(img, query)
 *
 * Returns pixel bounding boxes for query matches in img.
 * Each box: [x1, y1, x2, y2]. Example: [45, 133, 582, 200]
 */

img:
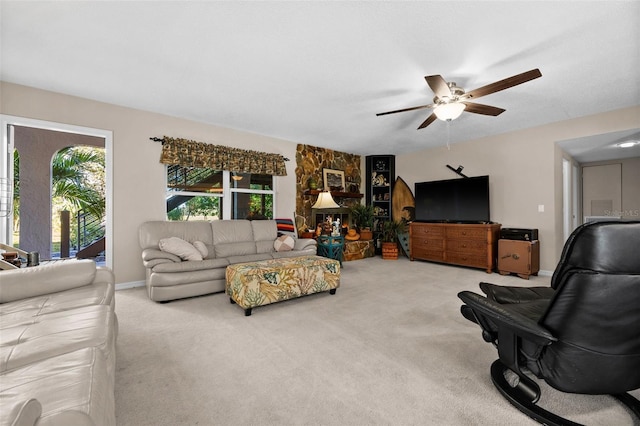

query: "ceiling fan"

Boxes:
[376, 68, 542, 129]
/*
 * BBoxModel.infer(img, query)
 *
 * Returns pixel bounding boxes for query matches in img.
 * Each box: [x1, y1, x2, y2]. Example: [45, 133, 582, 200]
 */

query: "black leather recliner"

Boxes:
[458, 221, 640, 425]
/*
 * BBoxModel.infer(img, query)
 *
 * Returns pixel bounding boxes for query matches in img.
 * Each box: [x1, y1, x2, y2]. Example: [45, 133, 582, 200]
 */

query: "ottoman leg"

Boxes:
[229, 297, 236, 304]
[244, 308, 252, 316]
[330, 289, 337, 295]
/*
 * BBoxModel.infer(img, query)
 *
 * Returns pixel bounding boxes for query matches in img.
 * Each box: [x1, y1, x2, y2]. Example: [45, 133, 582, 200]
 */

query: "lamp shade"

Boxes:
[312, 191, 340, 209]
[434, 102, 466, 121]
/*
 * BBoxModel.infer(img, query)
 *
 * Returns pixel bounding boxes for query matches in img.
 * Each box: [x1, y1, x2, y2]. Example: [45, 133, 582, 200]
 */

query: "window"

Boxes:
[166, 165, 274, 220]
[229, 172, 274, 220]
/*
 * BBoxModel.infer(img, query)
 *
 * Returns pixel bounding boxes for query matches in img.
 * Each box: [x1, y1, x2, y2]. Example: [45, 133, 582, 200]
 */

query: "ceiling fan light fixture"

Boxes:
[434, 102, 466, 121]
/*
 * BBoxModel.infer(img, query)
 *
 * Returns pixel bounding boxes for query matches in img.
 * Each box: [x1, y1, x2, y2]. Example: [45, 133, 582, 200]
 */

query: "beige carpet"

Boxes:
[114, 257, 639, 425]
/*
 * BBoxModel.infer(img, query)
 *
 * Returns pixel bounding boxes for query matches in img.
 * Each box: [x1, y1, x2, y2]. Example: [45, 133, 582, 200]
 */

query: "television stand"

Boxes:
[409, 222, 501, 273]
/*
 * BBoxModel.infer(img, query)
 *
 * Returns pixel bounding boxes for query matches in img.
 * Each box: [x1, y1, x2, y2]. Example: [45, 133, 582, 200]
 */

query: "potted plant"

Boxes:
[349, 203, 374, 240]
[381, 219, 404, 260]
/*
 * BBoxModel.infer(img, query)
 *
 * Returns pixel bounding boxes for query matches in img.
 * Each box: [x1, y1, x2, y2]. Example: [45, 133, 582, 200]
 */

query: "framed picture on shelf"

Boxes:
[323, 168, 345, 191]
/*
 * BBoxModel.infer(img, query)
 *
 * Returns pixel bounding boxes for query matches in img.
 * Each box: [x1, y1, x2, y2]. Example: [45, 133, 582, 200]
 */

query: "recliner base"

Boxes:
[490, 360, 640, 426]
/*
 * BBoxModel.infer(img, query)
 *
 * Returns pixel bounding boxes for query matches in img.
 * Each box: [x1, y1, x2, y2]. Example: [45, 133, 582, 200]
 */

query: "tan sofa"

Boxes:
[138, 220, 317, 302]
[0, 259, 117, 426]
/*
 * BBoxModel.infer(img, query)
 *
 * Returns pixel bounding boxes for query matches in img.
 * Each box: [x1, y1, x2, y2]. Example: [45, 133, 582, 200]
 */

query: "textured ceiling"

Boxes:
[1, 1, 639, 159]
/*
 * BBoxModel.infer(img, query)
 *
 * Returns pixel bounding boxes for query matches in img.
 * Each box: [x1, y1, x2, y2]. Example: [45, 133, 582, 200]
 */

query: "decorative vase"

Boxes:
[308, 177, 318, 190]
[360, 229, 373, 240]
[381, 242, 398, 260]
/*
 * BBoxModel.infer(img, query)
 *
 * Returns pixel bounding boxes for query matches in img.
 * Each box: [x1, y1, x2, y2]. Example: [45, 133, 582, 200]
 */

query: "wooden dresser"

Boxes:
[409, 222, 501, 273]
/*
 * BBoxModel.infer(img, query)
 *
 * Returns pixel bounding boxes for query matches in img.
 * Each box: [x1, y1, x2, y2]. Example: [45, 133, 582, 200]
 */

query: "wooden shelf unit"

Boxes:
[366, 155, 395, 253]
[303, 189, 363, 199]
[409, 222, 501, 273]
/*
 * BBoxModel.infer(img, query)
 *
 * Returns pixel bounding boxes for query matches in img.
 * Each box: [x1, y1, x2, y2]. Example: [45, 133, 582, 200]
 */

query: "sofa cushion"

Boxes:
[0, 347, 115, 426]
[274, 235, 295, 252]
[0, 305, 115, 372]
[148, 267, 228, 287]
[151, 258, 229, 273]
[211, 220, 254, 244]
[159, 237, 202, 261]
[0, 281, 114, 325]
[227, 253, 273, 265]
[214, 241, 257, 258]
[252, 220, 278, 241]
[252, 220, 279, 254]
[192, 241, 208, 258]
[138, 220, 214, 250]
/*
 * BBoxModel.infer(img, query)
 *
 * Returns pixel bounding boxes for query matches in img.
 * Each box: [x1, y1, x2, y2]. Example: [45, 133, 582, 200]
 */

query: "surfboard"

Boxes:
[392, 176, 415, 257]
[392, 176, 415, 223]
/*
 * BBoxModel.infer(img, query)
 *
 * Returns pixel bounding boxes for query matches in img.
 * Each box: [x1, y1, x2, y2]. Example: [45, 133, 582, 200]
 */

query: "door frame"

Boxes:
[1, 115, 113, 269]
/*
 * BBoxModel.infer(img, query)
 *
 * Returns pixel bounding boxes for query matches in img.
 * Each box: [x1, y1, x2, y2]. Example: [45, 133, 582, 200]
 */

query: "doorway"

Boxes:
[0, 115, 113, 269]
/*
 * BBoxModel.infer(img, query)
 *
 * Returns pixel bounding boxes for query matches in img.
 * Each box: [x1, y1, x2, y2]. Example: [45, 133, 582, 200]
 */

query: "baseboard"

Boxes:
[116, 280, 145, 290]
[538, 269, 553, 276]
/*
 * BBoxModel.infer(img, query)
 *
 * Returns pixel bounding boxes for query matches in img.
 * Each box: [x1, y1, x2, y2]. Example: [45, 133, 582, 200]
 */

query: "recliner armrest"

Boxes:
[458, 291, 556, 346]
[479, 282, 555, 304]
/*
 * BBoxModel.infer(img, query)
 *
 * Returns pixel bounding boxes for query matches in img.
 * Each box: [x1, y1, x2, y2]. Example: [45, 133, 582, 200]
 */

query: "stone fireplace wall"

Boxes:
[295, 144, 362, 232]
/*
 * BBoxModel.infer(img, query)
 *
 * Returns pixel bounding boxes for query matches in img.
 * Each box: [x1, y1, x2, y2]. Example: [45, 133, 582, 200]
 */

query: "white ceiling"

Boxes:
[1, 1, 639, 160]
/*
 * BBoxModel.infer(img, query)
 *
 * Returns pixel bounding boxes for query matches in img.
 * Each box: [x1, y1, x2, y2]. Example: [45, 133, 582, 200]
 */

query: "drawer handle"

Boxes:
[501, 253, 520, 260]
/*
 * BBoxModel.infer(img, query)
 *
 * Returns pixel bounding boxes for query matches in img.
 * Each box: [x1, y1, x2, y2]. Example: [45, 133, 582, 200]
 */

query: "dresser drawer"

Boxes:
[446, 239, 487, 253]
[412, 237, 444, 251]
[409, 222, 500, 273]
[446, 252, 487, 268]
[412, 247, 445, 262]
[412, 225, 444, 238]
[446, 227, 486, 240]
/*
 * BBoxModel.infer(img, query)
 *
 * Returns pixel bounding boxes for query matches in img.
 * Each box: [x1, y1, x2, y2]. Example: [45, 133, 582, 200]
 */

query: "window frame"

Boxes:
[167, 168, 277, 220]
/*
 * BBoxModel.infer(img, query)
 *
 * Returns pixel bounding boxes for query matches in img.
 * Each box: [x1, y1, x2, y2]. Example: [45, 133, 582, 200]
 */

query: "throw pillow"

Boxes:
[273, 235, 295, 252]
[159, 237, 203, 261]
[192, 241, 208, 258]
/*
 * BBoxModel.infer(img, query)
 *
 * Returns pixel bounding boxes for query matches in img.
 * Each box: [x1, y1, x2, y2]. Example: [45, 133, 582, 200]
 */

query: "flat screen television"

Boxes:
[414, 175, 490, 223]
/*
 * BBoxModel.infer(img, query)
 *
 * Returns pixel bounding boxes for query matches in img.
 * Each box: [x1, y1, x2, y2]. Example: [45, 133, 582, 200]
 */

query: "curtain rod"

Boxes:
[150, 137, 289, 161]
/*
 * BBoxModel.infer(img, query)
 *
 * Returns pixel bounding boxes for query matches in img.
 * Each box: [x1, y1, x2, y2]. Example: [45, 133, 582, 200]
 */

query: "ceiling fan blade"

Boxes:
[462, 102, 506, 116]
[417, 113, 437, 129]
[425, 75, 451, 98]
[376, 104, 433, 116]
[463, 68, 542, 100]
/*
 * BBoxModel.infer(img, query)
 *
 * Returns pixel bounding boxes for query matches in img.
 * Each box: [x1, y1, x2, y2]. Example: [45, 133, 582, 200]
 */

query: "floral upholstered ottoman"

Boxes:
[225, 255, 340, 316]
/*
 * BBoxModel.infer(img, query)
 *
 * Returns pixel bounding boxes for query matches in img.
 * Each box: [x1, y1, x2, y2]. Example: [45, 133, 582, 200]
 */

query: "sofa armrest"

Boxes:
[2, 398, 41, 426]
[294, 238, 317, 251]
[95, 267, 115, 285]
[0, 259, 99, 304]
[141, 248, 181, 268]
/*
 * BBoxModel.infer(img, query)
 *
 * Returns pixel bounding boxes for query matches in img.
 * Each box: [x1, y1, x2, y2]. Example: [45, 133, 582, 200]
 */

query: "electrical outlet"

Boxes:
[538, 204, 545, 213]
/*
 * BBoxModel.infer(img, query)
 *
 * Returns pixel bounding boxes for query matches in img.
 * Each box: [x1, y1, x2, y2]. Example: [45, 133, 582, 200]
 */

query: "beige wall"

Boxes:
[3, 81, 639, 279]
[1, 82, 299, 285]
[397, 106, 640, 272]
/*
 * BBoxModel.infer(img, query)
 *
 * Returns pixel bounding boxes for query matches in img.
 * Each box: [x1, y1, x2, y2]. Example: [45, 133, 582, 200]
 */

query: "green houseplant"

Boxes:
[349, 203, 374, 240]
[381, 219, 404, 259]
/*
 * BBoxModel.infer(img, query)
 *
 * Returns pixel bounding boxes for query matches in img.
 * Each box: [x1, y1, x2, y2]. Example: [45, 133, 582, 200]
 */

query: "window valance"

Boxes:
[158, 136, 288, 176]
